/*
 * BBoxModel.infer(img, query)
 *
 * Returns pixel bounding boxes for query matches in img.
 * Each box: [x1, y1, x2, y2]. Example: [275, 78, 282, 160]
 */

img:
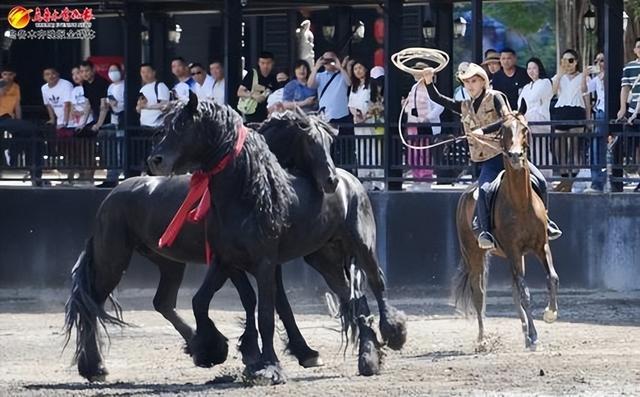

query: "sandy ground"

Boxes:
[1, 286, 639, 396]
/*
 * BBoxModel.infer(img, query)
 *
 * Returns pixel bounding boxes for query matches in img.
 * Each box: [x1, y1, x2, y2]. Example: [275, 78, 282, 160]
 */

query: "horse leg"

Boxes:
[149, 257, 194, 343]
[190, 260, 229, 368]
[455, 192, 488, 343]
[227, 269, 261, 366]
[539, 243, 559, 323]
[352, 238, 407, 351]
[64, 236, 131, 382]
[510, 256, 538, 350]
[246, 263, 286, 385]
[465, 250, 488, 342]
[274, 265, 323, 368]
[305, 249, 381, 376]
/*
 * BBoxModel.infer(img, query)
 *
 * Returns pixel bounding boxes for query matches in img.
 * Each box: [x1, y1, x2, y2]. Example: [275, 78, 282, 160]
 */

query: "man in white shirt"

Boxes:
[41, 67, 73, 128]
[170, 57, 196, 102]
[136, 63, 171, 127]
[189, 62, 214, 102]
[209, 60, 226, 105]
[308, 51, 354, 172]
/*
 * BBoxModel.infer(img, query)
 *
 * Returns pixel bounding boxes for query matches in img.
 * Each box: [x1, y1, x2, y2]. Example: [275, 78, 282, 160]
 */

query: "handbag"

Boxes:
[238, 69, 262, 115]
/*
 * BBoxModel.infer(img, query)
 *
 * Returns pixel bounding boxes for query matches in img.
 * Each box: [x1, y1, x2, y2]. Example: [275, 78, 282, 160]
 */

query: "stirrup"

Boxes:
[477, 231, 496, 250]
[547, 219, 562, 241]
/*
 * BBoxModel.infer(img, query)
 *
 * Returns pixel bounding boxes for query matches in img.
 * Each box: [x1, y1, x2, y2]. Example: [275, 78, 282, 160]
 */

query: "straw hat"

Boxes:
[481, 54, 501, 66]
[457, 63, 490, 89]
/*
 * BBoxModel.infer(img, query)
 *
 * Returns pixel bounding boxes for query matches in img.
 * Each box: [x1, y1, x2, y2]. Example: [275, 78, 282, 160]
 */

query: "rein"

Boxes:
[158, 123, 248, 264]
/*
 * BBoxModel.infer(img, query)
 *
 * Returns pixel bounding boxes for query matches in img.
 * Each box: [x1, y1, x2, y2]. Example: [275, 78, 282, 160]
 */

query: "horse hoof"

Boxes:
[380, 306, 408, 351]
[243, 362, 287, 386]
[300, 355, 324, 368]
[78, 357, 108, 383]
[84, 366, 108, 383]
[358, 340, 381, 377]
[525, 338, 538, 352]
[190, 329, 229, 368]
[543, 308, 558, 323]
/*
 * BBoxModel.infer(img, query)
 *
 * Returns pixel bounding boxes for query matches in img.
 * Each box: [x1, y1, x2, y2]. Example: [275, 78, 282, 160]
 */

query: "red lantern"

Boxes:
[374, 17, 384, 44]
[374, 48, 384, 67]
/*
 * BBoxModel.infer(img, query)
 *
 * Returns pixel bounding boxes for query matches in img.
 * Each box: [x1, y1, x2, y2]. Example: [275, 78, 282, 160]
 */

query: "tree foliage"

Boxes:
[482, 1, 555, 36]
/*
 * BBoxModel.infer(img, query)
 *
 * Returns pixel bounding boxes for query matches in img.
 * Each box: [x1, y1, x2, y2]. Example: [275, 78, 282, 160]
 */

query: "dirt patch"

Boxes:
[1, 287, 639, 396]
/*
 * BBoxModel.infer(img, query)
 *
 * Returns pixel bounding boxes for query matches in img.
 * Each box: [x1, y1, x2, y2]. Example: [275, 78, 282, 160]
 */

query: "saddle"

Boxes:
[472, 171, 541, 231]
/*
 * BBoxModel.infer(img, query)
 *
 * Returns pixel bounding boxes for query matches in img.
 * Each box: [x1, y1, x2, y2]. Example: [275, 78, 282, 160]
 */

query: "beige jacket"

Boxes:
[460, 89, 508, 162]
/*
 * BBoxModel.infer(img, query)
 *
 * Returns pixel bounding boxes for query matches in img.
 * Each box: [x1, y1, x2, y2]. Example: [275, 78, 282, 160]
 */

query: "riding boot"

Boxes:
[476, 187, 496, 250]
[531, 179, 563, 240]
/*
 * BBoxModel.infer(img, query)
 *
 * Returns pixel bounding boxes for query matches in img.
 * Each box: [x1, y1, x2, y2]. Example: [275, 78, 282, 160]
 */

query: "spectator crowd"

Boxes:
[1, 40, 640, 193]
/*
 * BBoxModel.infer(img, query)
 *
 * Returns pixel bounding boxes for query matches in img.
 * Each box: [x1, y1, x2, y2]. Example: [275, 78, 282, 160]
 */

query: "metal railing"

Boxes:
[1, 120, 639, 189]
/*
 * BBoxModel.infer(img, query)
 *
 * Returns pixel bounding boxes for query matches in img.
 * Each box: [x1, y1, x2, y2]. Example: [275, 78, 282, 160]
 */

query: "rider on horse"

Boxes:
[421, 63, 562, 249]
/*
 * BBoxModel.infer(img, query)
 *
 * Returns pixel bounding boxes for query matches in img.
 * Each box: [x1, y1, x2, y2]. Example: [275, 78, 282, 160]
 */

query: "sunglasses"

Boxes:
[563, 58, 576, 64]
[191, 71, 202, 75]
[594, 59, 604, 63]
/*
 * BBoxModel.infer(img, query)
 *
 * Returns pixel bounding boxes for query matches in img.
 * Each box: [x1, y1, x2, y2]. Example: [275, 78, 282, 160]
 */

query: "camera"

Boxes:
[588, 65, 601, 74]
[322, 57, 336, 66]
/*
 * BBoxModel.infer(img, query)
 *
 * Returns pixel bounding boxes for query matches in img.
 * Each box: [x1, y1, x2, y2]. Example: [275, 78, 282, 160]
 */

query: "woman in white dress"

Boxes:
[551, 49, 590, 191]
[518, 57, 553, 177]
[348, 61, 383, 189]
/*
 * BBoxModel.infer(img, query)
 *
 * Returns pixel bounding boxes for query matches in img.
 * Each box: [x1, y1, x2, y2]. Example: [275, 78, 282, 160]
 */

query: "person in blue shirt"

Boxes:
[308, 51, 355, 173]
[282, 60, 317, 113]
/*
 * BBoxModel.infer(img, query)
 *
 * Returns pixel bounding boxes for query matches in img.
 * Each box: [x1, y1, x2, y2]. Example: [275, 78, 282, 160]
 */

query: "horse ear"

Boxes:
[517, 98, 527, 116]
[186, 91, 198, 114]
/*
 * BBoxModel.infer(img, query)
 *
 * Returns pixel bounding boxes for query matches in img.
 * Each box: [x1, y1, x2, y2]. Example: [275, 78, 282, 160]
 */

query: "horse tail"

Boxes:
[452, 253, 489, 317]
[452, 257, 474, 316]
[63, 237, 128, 364]
[453, 186, 488, 316]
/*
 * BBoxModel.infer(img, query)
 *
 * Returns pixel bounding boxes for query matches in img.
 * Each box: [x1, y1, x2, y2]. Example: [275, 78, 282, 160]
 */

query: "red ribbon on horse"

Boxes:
[158, 123, 248, 264]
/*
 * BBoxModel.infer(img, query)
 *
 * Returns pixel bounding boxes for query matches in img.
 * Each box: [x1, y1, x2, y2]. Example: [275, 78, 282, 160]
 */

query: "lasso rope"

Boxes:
[391, 48, 453, 150]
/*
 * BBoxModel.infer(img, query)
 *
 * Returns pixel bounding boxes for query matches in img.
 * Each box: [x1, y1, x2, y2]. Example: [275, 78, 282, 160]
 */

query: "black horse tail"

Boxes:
[452, 256, 488, 317]
[63, 237, 128, 363]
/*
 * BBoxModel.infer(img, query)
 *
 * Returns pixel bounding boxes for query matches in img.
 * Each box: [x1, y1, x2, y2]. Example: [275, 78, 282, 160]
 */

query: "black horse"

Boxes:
[148, 98, 407, 384]
[63, 110, 339, 382]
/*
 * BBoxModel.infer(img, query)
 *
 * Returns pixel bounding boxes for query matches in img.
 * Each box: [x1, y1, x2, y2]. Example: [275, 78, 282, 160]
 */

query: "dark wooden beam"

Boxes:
[383, 0, 403, 191]
[224, 0, 243, 108]
[471, 0, 482, 64]
[124, 2, 142, 128]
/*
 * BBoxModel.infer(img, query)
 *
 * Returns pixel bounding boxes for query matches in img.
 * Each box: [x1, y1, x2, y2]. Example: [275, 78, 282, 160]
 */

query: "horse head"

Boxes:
[259, 109, 339, 193]
[500, 100, 530, 171]
[148, 93, 242, 176]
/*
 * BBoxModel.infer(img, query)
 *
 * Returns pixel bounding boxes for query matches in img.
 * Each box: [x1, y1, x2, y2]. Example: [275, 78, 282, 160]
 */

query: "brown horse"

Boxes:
[454, 112, 559, 350]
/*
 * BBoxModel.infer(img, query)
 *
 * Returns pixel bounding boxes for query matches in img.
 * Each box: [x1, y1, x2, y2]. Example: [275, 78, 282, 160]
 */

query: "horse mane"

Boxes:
[258, 109, 336, 166]
[165, 100, 295, 239]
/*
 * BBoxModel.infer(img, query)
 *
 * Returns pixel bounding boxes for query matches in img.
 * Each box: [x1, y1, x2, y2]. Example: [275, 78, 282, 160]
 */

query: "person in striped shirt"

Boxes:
[617, 38, 640, 121]
[619, 38, 640, 192]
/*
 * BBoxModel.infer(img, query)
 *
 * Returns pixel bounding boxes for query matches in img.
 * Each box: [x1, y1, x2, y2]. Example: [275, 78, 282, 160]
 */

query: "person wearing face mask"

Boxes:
[551, 49, 590, 192]
[93, 63, 125, 187]
[422, 63, 562, 249]
[93, 63, 125, 131]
